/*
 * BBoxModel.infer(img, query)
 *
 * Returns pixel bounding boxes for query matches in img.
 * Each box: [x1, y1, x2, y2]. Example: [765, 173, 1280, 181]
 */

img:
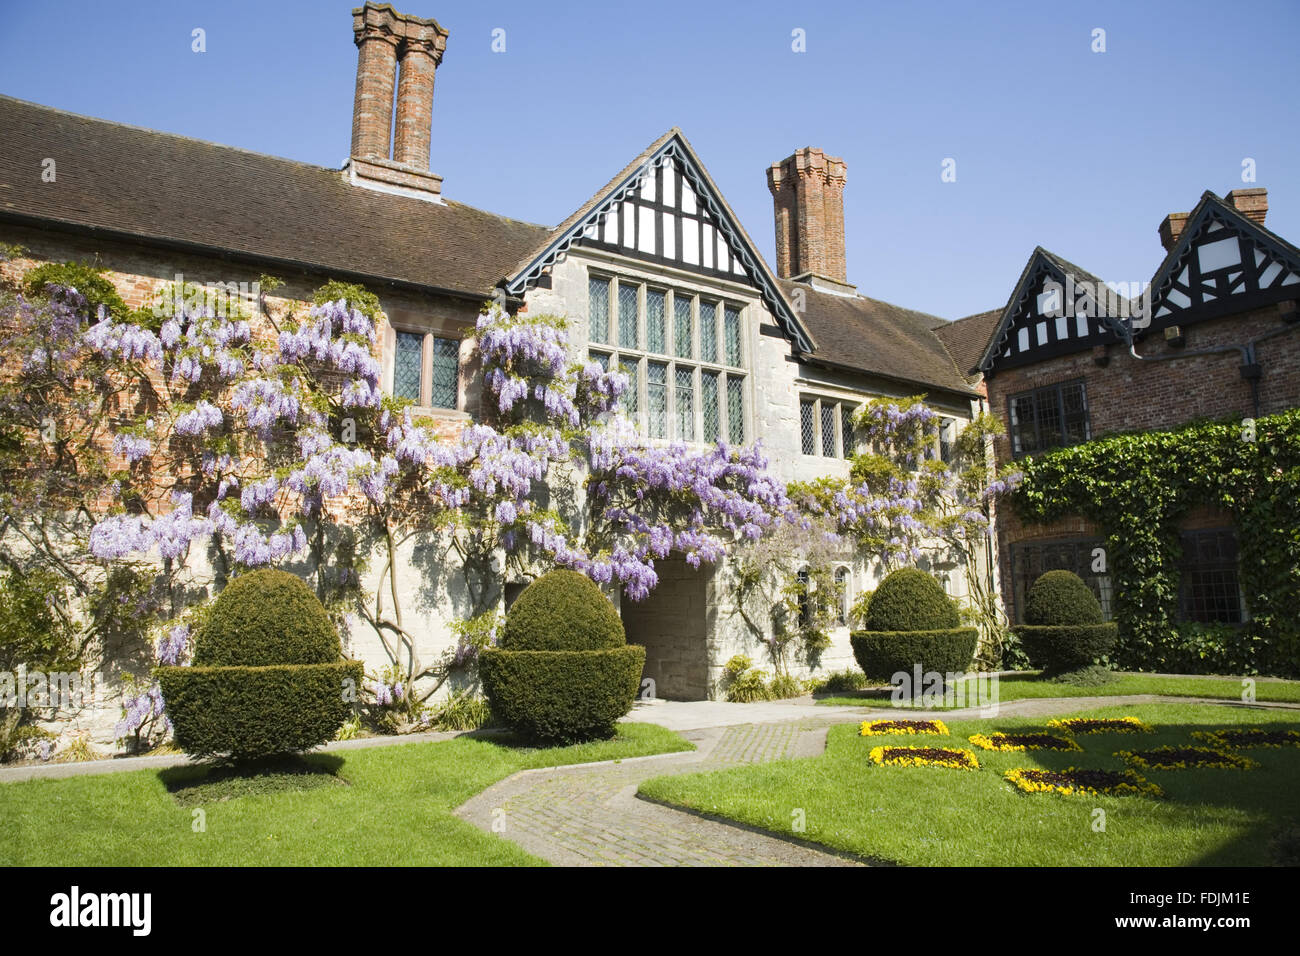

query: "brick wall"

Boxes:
[986, 300, 1300, 621]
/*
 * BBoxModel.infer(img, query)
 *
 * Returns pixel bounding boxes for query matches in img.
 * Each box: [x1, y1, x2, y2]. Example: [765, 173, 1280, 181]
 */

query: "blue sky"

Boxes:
[2, 0, 1297, 320]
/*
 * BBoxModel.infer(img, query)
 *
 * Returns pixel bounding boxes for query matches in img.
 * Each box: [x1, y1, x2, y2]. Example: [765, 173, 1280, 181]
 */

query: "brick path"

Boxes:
[455, 718, 863, 866]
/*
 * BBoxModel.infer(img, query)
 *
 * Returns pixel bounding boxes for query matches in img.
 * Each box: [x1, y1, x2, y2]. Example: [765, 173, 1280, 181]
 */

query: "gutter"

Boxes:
[799, 353, 982, 402]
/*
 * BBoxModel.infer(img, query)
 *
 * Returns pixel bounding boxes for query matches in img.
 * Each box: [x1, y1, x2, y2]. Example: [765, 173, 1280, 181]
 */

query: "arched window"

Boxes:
[834, 566, 851, 626]
[796, 567, 813, 628]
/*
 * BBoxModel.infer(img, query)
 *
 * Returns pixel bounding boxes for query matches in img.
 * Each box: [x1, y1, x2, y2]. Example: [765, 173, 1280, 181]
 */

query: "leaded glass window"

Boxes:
[727, 377, 744, 444]
[800, 400, 816, 455]
[431, 337, 459, 410]
[647, 362, 668, 438]
[1008, 380, 1090, 457]
[675, 366, 695, 442]
[646, 289, 666, 354]
[618, 282, 639, 350]
[393, 331, 423, 402]
[821, 402, 837, 456]
[1011, 539, 1113, 622]
[589, 277, 610, 344]
[834, 566, 850, 625]
[1180, 529, 1242, 624]
[674, 295, 693, 358]
[841, 404, 857, 458]
[587, 278, 747, 446]
[702, 371, 720, 442]
[621, 359, 638, 416]
[723, 306, 741, 366]
[699, 301, 717, 362]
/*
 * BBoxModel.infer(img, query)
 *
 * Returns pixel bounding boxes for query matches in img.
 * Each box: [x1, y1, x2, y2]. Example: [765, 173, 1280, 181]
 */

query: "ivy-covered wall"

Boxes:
[1013, 408, 1300, 677]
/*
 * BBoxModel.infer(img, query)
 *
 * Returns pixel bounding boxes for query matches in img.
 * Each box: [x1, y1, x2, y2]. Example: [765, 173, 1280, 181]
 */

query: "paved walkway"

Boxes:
[455, 692, 1300, 867]
[455, 718, 862, 866]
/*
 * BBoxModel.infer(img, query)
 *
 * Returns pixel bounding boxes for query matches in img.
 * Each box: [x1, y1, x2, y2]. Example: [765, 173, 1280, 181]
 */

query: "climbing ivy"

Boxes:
[1013, 408, 1300, 677]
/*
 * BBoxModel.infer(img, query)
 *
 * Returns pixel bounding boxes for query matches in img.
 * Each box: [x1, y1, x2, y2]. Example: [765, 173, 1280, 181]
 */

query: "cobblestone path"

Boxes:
[454, 718, 863, 866]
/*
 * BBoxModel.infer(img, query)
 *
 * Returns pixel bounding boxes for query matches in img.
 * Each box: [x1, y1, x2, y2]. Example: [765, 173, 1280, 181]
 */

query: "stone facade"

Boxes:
[0, 3, 995, 760]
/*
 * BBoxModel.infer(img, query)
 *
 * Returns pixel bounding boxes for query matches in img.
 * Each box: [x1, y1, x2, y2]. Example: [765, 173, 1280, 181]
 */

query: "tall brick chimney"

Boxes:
[345, 3, 448, 201]
[767, 148, 849, 285]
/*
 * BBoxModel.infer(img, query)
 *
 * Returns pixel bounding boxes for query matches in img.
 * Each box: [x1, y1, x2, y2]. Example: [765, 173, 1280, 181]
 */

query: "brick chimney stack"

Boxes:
[1159, 188, 1269, 253]
[767, 148, 849, 284]
[346, 3, 448, 201]
[1226, 187, 1268, 225]
[1159, 211, 1189, 253]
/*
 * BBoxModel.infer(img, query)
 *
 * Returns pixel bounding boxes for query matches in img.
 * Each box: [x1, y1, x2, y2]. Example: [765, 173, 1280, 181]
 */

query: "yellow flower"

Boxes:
[969, 732, 1081, 752]
[868, 745, 979, 770]
[1004, 767, 1164, 798]
[1191, 728, 1300, 750]
[1117, 746, 1257, 771]
[1047, 716, 1154, 735]
[860, 718, 949, 737]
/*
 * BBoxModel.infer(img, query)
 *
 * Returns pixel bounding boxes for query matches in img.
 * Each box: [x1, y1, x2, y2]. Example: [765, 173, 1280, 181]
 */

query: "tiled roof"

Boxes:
[934, 308, 1001, 380]
[0, 95, 552, 299]
[780, 279, 978, 396]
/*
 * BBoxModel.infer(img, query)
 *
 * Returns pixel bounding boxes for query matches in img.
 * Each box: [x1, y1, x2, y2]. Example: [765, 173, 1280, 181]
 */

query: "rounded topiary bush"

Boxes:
[1023, 570, 1104, 626]
[851, 568, 976, 684]
[499, 569, 626, 651]
[482, 570, 644, 743]
[193, 568, 340, 666]
[1015, 570, 1117, 675]
[864, 568, 960, 632]
[157, 568, 361, 760]
[850, 629, 980, 682]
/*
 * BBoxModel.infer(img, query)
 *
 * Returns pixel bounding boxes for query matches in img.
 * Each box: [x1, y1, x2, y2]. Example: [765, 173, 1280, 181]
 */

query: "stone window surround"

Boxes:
[381, 312, 470, 417]
[796, 561, 854, 630]
[585, 262, 753, 447]
[799, 392, 858, 459]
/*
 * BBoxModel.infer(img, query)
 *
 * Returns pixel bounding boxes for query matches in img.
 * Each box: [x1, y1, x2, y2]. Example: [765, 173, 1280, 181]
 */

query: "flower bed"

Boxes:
[1117, 746, 1258, 770]
[1004, 767, 1164, 798]
[969, 732, 1081, 752]
[1191, 728, 1300, 749]
[868, 745, 979, 770]
[1047, 716, 1154, 735]
[860, 718, 949, 737]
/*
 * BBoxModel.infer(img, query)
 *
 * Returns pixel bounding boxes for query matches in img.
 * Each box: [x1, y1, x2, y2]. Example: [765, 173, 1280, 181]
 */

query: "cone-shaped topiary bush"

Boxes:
[1015, 570, 1117, 675]
[851, 568, 976, 683]
[864, 567, 961, 632]
[1024, 569, 1104, 626]
[499, 569, 626, 651]
[481, 570, 645, 743]
[193, 568, 341, 666]
[157, 568, 361, 760]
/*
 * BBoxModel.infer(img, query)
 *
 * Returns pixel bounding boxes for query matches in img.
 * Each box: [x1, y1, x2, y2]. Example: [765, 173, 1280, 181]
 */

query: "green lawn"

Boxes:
[0, 722, 692, 866]
[638, 703, 1300, 866]
[815, 671, 1300, 708]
